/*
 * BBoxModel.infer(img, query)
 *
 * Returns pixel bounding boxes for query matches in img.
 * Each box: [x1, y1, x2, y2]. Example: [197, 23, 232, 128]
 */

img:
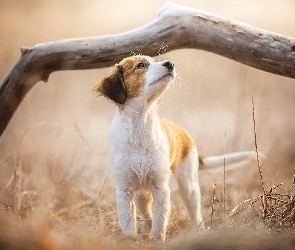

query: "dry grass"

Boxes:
[1, 0, 295, 249]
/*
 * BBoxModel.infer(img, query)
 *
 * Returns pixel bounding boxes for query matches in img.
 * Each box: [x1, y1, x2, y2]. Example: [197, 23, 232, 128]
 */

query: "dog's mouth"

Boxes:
[149, 72, 175, 86]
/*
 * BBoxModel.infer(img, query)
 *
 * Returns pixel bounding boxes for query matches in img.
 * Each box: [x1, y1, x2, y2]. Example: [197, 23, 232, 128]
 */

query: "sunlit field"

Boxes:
[1, 0, 295, 249]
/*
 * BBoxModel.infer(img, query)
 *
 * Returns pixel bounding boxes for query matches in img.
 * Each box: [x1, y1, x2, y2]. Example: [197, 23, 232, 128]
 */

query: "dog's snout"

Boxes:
[162, 61, 174, 72]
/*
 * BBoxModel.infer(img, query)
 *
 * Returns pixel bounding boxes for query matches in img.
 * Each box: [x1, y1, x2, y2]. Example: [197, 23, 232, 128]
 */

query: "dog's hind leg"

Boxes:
[174, 148, 203, 229]
[135, 192, 153, 239]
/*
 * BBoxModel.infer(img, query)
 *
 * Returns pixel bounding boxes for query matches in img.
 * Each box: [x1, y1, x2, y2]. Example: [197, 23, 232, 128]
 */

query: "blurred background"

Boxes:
[0, 0, 295, 246]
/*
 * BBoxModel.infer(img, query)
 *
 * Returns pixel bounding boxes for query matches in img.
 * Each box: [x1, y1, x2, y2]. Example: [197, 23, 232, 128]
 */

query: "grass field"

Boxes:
[1, 0, 295, 249]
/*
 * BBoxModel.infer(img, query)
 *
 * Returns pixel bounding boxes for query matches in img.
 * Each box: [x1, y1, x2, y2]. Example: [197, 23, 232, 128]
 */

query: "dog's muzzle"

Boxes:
[162, 61, 174, 72]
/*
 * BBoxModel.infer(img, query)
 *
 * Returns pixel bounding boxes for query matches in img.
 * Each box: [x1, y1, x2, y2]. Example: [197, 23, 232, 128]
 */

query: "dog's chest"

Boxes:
[109, 110, 170, 188]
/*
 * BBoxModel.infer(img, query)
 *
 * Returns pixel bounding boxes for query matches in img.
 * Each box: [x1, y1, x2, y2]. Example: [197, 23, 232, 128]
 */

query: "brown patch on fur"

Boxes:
[160, 118, 195, 171]
[94, 56, 150, 104]
[119, 57, 150, 99]
[93, 66, 127, 104]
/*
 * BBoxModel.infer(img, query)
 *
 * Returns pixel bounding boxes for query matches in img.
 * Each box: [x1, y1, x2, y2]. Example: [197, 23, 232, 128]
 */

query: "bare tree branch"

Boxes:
[1, 2, 295, 136]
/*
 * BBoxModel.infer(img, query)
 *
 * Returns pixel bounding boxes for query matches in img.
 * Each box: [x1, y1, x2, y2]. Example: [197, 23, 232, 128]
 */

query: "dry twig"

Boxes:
[1, 2, 295, 136]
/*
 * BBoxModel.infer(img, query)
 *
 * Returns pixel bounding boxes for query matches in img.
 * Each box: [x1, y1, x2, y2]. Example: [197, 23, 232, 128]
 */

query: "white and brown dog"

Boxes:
[94, 55, 258, 241]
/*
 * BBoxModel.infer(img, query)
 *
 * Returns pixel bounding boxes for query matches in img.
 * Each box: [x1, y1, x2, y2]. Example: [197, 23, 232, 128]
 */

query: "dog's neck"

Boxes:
[115, 98, 161, 145]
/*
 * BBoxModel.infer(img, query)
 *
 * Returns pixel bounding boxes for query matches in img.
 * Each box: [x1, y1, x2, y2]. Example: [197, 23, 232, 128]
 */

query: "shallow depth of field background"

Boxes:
[1, 0, 295, 249]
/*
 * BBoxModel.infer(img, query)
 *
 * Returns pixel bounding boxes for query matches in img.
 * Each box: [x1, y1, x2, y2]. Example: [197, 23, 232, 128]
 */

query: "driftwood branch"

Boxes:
[1, 2, 295, 136]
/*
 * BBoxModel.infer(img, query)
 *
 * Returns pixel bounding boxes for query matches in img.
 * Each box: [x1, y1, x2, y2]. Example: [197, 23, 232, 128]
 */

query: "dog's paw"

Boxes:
[120, 231, 138, 242]
[138, 233, 150, 242]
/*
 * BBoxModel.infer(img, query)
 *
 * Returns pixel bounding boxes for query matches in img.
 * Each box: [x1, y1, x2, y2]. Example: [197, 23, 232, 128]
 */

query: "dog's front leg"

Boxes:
[116, 189, 137, 239]
[150, 185, 171, 241]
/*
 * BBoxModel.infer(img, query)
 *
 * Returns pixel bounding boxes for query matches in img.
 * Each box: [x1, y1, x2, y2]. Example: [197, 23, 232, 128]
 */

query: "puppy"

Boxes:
[94, 55, 258, 241]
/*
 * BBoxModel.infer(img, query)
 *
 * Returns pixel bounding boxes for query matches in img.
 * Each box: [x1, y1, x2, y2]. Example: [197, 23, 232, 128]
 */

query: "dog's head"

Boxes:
[94, 56, 175, 107]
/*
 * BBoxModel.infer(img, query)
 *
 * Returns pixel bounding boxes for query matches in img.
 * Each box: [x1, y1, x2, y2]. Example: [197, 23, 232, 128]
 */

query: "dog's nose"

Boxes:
[162, 61, 174, 72]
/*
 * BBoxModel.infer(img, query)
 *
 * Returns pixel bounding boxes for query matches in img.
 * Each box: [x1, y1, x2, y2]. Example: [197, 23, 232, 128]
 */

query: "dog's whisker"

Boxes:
[135, 46, 143, 56]
[130, 51, 137, 56]
[157, 42, 165, 56]
[156, 42, 169, 58]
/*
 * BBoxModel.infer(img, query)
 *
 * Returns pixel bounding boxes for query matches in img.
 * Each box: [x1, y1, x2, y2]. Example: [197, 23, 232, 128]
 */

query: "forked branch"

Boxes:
[1, 2, 295, 136]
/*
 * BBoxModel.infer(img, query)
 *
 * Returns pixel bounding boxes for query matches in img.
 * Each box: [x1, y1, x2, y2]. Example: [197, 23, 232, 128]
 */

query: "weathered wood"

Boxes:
[1, 2, 295, 136]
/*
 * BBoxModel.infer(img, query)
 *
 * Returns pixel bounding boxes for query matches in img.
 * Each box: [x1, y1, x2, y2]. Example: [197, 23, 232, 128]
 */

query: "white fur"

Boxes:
[101, 56, 261, 241]
[110, 106, 171, 239]
[174, 148, 202, 226]
[109, 56, 174, 240]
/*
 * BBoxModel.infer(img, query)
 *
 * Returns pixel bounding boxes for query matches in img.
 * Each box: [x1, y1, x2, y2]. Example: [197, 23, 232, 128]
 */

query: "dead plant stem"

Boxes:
[223, 128, 227, 219]
[211, 184, 216, 227]
[251, 96, 266, 210]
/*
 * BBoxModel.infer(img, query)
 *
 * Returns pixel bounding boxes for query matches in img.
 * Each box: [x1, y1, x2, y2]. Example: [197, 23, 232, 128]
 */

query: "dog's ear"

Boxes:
[93, 65, 127, 105]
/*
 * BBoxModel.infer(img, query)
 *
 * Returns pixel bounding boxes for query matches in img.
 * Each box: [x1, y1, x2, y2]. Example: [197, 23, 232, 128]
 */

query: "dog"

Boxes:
[94, 55, 258, 241]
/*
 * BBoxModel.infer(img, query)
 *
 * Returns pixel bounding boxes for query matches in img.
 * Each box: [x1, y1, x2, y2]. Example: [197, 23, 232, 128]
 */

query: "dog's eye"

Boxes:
[136, 62, 145, 69]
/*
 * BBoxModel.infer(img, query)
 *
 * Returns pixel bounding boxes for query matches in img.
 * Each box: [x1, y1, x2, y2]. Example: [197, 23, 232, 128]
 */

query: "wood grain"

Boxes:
[1, 2, 295, 136]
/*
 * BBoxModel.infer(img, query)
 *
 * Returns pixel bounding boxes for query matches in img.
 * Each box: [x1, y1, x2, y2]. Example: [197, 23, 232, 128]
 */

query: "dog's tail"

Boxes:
[198, 151, 264, 170]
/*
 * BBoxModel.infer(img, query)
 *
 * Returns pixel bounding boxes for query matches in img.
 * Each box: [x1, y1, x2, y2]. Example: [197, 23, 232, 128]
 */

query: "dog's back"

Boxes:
[160, 118, 196, 171]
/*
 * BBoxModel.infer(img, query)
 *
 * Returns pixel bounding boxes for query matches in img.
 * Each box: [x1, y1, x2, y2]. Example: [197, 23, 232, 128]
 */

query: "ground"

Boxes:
[0, 1, 295, 249]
